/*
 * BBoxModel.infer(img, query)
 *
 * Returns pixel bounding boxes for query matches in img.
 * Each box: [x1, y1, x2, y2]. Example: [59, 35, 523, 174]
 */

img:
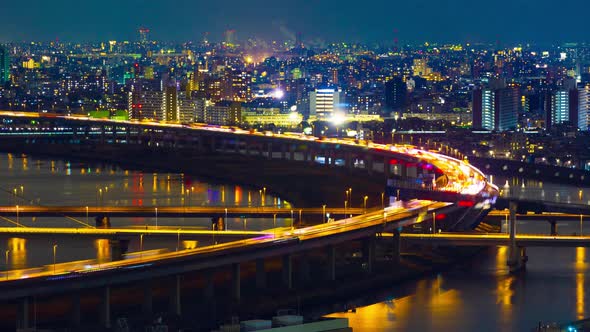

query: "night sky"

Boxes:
[0, 0, 588, 43]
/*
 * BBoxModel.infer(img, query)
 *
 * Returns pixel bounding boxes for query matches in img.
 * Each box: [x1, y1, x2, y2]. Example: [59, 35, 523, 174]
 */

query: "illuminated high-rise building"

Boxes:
[310, 88, 341, 120]
[164, 85, 179, 122]
[472, 79, 519, 131]
[0, 45, 9, 84]
[578, 84, 590, 131]
[384, 77, 407, 117]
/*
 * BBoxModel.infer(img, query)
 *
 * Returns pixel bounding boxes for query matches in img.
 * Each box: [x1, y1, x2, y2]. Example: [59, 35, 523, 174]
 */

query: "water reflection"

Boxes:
[576, 247, 586, 320]
[7, 238, 26, 269]
[94, 239, 110, 263]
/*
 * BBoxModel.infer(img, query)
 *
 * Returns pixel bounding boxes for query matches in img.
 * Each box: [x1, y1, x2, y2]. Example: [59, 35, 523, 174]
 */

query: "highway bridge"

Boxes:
[0, 205, 365, 218]
[0, 110, 506, 329]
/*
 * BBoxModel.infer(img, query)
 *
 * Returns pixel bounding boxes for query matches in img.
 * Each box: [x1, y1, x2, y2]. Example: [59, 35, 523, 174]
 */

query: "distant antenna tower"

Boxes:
[203, 32, 210, 44]
[224, 29, 236, 45]
[139, 27, 150, 43]
[296, 32, 304, 48]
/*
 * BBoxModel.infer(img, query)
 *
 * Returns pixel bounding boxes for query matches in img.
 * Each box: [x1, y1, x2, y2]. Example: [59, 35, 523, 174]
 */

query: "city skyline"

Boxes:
[1, 0, 590, 44]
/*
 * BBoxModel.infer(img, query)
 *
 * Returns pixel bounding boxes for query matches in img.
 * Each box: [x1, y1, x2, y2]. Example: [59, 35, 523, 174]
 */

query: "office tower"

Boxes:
[164, 85, 178, 122]
[413, 58, 432, 77]
[546, 79, 582, 130]
[0, 45, 9, 84]
[472, 79, 519, 131]
[309, 88, 341, 120]
[224, 29, 236, 45]
[384, 77, 407, 117]
[578, 84, 590, 131]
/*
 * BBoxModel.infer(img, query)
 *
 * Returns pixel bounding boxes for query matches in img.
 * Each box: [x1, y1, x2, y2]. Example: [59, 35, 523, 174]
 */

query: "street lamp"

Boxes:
[580, 214, 584, 236]
[344, 200, 347, 219]
[290, 210, 294, 230]
[155, 207, 158, 229]
[273, 214, 277, 228]
[363, 196, 368, 212]
[15, 205, 19, 227]
[86, 206, 89, 225]
[177, 229, 181, 251]
[322, 205, 326, 223]
[52, 244, 58, 274]
[299, 209, 302, 227]
[224, 208, 228, 231]
[381, 192, 385, 209]
[139, 234, 144, 260]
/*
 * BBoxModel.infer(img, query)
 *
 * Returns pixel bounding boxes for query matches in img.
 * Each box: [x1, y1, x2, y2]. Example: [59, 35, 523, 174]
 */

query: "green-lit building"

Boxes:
[0, 45, 9, 84]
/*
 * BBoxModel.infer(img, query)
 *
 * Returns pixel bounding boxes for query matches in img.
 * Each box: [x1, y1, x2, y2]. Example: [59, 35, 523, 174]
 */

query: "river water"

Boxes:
[326, 175, 590, 331]
[2, 153, 589, 331]
[0, 153, 290, 270]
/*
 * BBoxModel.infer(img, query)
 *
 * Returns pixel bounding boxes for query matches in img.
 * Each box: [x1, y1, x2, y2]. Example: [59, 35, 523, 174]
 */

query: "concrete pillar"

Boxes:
[281, 144, 287, 160]
[256, 258, 266, 289]
[110, 239, 129, 261]
[330, 151, 337, 166]
[507, 201, 522, 272]
[347, 153, 354, 172]
[363, 237, 376, 273]
[309, 149, 315, 165]
[71, 293, 81, 327]
[100, 126, 106, 144]
[204, 272, 215, 298]
[324, 149, 330, 167]
[100, 286, 111, 329]
[142, 282, 153, 315]
[303, 149, 309, 163]
[170, 275, 181, 316]
[267, 143, 273, 160]
[125, 127, 131, 144]
[210, 136, 216, 152]
[234, 139, 241, 154]
[384, 157, 391, 177]
[326, 245, 336, 281]
[391, 229, 401, 263]
[258, 143, 264, 156]
[232, 263, 241, 301]
[366, 155, 374, 175]
[282, 254, 293, 289]
[298, 254, 311, 285]
[549, 220, 558, 236]
[16, 297, 30, 330]
[289, 144, 295, 161]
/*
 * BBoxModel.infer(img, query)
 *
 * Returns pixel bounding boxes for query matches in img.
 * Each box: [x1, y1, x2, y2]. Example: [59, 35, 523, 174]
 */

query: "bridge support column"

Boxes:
[324, 149, 330, 167]
[210, 136, 216, 152]
[366, 155, 373, 175]
[507, 202, 525, 272]
[549, 220, 558, 236]
[346, 153, 354, 172]
[267, 143, 273, 160]
[232, 263, 241, 301]
[326, 245, 336, 281]
[256, 258, 266, 289]
[331, 151, 337, 166]
[16, 297, 30, 330]
[71, 292, 81, 327]
[303, 149, 309, 163]
[362, 237, 376, 273]
[282, 254, 293, 289]
[289, 144, 295, 161]
[234, 139, 241, 154]
[204, 272, 215, 298]
[100, 286, 111, 329]
[391, 229, 401, 263]
[384, 157, 390, 177]
[170, 275, 182, 316]
[281, 144, 287, 160]
[142, 282, 153, 315]
[309, 149, 315, 165]
[298, 253, 311, 285]
[110, 239, 129, 261]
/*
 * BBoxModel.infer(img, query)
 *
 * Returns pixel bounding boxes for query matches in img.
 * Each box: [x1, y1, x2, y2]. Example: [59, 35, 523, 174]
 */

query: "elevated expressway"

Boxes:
[0, 111, 499, 329]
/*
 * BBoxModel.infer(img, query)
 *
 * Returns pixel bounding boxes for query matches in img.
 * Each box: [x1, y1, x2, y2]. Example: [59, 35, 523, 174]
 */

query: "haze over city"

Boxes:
[1, 0, 590, 43]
